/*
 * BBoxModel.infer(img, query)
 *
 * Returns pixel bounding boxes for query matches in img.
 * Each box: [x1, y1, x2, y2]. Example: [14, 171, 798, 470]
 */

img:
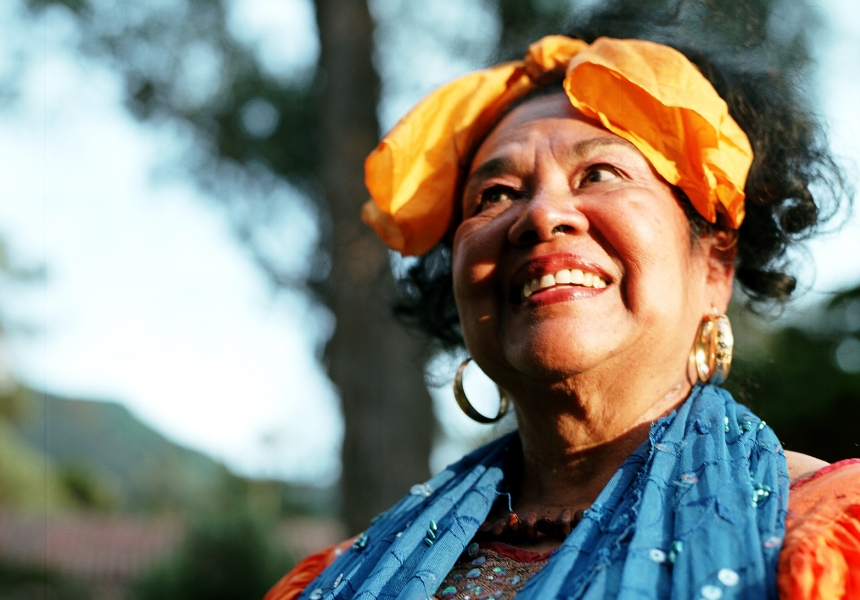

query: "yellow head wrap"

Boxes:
[362, 36, 752, 256]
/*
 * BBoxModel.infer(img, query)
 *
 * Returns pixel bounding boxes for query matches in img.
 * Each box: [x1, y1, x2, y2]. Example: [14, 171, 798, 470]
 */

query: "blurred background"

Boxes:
[0, 0, 858, 599]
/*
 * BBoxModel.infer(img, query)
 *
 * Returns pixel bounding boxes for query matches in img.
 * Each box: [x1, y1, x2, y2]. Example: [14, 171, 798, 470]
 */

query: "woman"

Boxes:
[269, 36, 860, 599]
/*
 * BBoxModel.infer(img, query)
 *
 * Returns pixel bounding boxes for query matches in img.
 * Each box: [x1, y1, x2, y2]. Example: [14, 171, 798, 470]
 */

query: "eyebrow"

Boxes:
[463, 156, 517, 201]
[569, 136, 639, 158]
[463, 136, 640, 199]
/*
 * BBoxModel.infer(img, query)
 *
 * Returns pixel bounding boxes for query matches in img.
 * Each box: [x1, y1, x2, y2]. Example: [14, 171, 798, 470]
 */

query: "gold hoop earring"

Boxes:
[694, 311, 734, 385]
[453, 358, 511, 424]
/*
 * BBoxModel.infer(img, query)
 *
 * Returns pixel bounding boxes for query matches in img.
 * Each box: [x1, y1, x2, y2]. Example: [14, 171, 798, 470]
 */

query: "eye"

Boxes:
[580, 164, 622, 186]
[476, 185, 519, 211]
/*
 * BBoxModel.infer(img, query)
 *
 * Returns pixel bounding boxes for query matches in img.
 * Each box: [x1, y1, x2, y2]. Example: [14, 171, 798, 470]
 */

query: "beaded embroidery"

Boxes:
[434, 543, 551, 600]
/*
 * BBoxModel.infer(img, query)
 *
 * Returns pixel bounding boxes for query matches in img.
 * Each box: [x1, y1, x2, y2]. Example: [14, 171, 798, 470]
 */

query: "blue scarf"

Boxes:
[300, 385, 788, 599]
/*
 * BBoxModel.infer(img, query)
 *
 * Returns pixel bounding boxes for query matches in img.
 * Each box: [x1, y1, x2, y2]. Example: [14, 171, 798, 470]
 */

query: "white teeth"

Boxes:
[555, 269, 571, 284]
[521, 268, 609, 299]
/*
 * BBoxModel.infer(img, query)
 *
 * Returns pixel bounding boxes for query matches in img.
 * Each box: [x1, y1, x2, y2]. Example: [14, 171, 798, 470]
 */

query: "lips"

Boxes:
[509, 254, 611, 303]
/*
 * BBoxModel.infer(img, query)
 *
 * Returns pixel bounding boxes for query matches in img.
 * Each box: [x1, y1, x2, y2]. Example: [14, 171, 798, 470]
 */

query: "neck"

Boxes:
[508, 367, 694, 516]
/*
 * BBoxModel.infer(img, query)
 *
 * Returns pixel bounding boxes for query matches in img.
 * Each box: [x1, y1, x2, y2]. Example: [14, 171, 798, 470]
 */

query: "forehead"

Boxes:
[471, 93, 623, 168]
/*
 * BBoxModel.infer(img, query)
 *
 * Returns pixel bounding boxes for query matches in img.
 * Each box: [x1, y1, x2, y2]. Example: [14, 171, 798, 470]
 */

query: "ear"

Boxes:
[701, 230, 736, 313]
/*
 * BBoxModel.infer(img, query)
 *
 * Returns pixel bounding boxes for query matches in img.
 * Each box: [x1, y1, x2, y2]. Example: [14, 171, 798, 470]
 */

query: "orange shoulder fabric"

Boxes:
[778, 459, 860, 600]
[264, 538, 355, 600]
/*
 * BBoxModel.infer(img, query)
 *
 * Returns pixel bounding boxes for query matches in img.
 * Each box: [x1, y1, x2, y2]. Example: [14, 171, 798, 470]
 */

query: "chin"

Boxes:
[497, 314, 621, 377]
[500, 335, 613, 383]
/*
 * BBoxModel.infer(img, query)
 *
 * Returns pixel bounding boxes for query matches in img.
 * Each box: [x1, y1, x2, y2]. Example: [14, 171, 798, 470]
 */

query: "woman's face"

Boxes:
[452, 93, 733, 392]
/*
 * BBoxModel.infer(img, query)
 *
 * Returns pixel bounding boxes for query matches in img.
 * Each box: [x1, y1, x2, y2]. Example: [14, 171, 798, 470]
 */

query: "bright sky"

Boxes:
[0, 0, 857, 484]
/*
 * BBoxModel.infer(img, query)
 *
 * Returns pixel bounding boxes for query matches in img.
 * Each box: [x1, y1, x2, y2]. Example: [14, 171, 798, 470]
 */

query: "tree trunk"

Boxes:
[314, 0, 436, 535]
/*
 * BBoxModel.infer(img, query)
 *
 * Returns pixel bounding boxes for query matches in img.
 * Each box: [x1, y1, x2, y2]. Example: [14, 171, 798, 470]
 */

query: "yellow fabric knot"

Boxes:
[363, 35, 752, 256]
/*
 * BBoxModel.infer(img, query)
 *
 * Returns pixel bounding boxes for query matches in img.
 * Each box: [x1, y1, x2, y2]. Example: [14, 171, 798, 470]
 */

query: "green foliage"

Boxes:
[8, 390, 234, 513]
[0, 416, 77, 512]
[58, 463, 120, 510]
[725, 285, 860, 462]
[495, 0, 573, 56]
[66, 0, 322, 184]
[134, 511, 293, 600]
[122, 51, 320, 183]
[0, 563, 88, 600]
[26, 0, 88, 14]
[27, 0, 327, 286]
[1, 387, 337, 517]
[494, 0, 818, 75]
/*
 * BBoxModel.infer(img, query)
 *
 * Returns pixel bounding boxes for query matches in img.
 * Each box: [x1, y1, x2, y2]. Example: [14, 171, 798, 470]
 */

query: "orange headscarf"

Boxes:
[363, 35, 753, 256]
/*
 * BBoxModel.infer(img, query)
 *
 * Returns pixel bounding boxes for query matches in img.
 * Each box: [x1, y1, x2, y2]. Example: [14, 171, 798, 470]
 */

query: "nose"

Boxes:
[507, 173, 588, 247]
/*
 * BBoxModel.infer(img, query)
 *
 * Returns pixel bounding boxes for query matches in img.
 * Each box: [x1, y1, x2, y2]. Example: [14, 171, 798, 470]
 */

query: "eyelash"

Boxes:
[471, 164, 624, 213]
[580, 164, 622, 185]
[475, 184, 520, 212]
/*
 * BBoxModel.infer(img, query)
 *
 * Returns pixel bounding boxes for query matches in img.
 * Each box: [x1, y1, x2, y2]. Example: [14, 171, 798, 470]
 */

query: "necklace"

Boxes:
[476, 440, 587, 544]
[474, 506, 586, 544]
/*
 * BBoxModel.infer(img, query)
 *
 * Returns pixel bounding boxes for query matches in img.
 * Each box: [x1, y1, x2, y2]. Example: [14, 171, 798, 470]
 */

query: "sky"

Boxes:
[0, 0, 858, 484]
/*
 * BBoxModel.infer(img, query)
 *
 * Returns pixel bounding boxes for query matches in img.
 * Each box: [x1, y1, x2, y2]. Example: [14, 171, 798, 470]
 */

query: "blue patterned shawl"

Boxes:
[299, 385, 789, 599]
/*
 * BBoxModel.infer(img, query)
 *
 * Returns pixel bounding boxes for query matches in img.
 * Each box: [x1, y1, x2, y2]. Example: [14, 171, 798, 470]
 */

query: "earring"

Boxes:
[453, 358, 511, 424]
[694, 311, 734, 385]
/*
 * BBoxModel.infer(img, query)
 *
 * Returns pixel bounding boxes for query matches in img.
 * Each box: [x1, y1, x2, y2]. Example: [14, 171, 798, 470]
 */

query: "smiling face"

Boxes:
[452, 93, 733, 399]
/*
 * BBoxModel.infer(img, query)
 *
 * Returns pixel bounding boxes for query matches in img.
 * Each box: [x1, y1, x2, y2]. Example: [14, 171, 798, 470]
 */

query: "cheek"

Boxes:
[594, 193, 698, 311]
[452, 221, 508, 347]
[452, 218, 508, 296]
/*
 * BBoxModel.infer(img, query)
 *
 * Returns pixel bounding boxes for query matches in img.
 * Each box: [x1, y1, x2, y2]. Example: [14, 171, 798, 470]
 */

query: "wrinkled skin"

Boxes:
[451, 94, 825, 552]
[452, 94, 735, 550]
[454, 93, 733, 419]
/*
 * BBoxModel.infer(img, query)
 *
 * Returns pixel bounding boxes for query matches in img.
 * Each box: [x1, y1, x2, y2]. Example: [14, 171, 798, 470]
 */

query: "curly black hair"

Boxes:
[392, 26, 848, 351]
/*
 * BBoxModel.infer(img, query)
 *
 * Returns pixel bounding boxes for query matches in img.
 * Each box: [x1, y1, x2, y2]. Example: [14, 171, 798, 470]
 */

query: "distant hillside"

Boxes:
[0, 386, 337, 516]
[0, 415, 77, 512]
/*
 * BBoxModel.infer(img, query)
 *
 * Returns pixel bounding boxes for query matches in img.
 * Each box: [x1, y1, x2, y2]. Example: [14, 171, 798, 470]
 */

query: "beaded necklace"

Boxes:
[473, 441, 588, 545]
[475, 506, 586, 544]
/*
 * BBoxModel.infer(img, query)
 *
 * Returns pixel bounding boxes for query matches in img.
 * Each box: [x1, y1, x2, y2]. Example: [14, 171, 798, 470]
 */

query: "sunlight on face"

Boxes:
[452, 94, 722, 394]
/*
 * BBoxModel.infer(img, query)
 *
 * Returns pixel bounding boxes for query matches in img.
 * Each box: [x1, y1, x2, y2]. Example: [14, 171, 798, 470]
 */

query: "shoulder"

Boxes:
[264, 538, 355, 600]
[784, 450, 829, 484]
[778, 458, 860, 599]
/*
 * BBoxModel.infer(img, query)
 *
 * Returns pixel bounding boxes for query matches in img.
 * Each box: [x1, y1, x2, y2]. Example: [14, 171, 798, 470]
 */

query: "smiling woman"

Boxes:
[266, 35, 860, 600]
[454, 95, 727, 390]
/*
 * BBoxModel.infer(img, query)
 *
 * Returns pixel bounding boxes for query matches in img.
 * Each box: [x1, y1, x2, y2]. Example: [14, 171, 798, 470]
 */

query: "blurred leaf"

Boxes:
[495, 0, 818, 75]
[134, 511, 293, 600]
[27, 0, 89, 14]
[828, 282, 860, 308]
[726, 287, 860, 462]
[0, 562, 88, 600]
[59, 463, 120, 511]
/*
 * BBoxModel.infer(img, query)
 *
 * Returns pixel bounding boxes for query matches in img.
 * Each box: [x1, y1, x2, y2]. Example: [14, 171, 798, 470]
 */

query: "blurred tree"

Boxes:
[727, 284, 860, 462]
[22, 0, 832, 537]
[31, 0, 436, 535]
[0, 239, 72, 514]
[0, 563, 88, 600]
[312, 0, 437, 535]
[134, 510, 292, 600]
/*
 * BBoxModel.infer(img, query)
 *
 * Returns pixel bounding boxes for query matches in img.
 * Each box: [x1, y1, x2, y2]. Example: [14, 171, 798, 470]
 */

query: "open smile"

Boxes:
[509, 254, 612, 304]
[522, 268, 607, 299]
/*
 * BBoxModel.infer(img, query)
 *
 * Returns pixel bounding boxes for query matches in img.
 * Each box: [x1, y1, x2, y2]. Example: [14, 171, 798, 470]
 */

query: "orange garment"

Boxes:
[362, 35, 753, 256]
[264, 538, 354, 600]
[265, 461, 860, 600]
[778, 459, 860, 600]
